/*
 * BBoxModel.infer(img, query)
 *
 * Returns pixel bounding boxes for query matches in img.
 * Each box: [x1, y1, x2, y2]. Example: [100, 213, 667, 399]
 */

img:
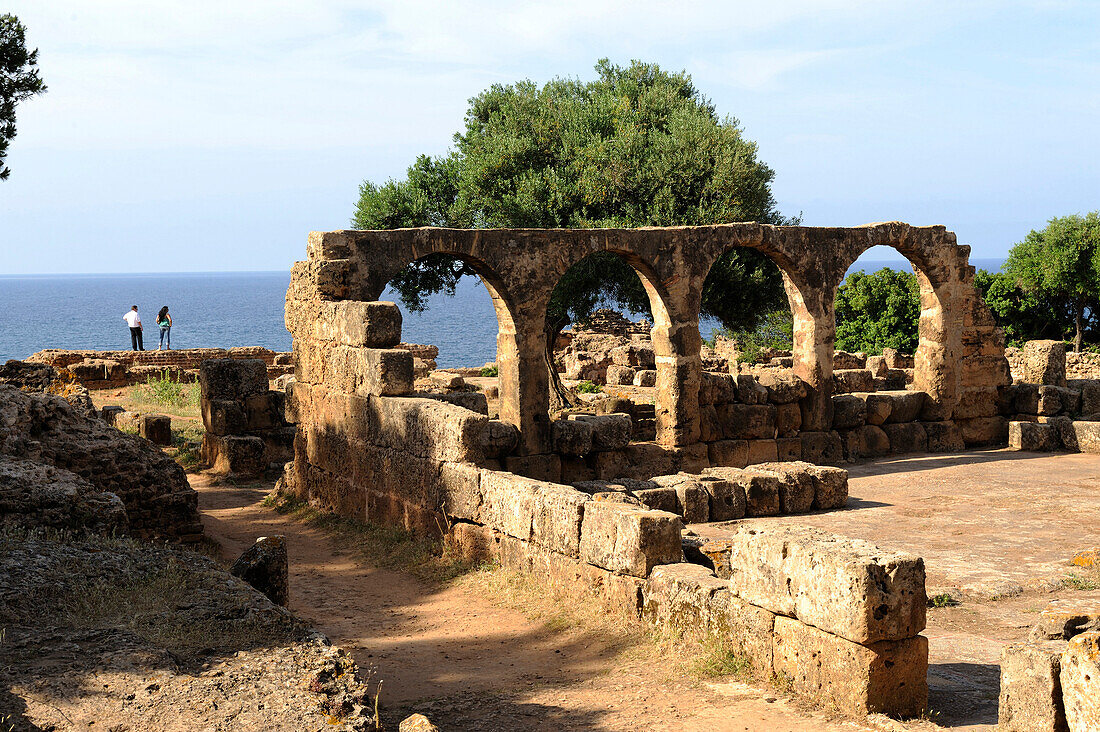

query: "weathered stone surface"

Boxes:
[1069, 379, 1100, 415]
[697, 470, 747, 521]
[745, 438, 778, 464]
[855, 392, 892, 425]
[832, 369, 875, 394]
[883, 390, 926, 423]
[776, 436, 802, 461]
[370, 396, 489, 463]
[532, 484, 590, 557]
[884, 422, 928, 454]
[202, 399, 247, 435]
[799, 431, 844, 465]
[738, 468, 782, 517]
[1022, 340, 1068, 387]
[958, 416, 1009, 447]
[642, 563, 727, 635]
[699, 371, 737, 405]
[399, 713, 440, 732]
[341, 348, 414, 397]
[708, 591, 777, 679]
[1009, 421, 1058, 452]
[734, 374, 768, 404]
[313, 300, 401, 348]
[204, 434, 267, 478]
[1039, 385, 1081, 416]
[552, 418, 594, 457]
[230, 535, 289, 606]
[633, 369, 657, 387]
[440, 461, 482, 522]
[775, 401, 801, 437]
[923, 420, 965, 452]
[772, 616, 928, 716]
[721, 403, 777, 440]
[1031, 600, 1100, 641]
[707, 439, 748, 468]
[754, 371, 806, 404]
[579, 501, 682, 577]
[1060, 631, 1100, 731]
[570, 413, 631, 451]
[999, 639, 1069, 732]
[605, 364, 635, 385]
[650, 474, 708, 523]
[750, 462, 816, 514]
[480, 470, 540, 540]
[832, 394, 867, 429]
[0, 455, 127, 535]
[139, 413, 172, 445]
[728, 525, 926, 643]
[1068, 420, 1100, 454]
[200, 358, 268, 402]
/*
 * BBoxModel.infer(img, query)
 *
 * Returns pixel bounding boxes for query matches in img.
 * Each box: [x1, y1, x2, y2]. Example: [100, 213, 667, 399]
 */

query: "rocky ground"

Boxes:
[0, 530, 377, 731]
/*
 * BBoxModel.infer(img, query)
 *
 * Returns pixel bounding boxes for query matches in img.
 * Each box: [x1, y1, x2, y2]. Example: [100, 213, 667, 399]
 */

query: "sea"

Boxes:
[0, 258, 1005, 368]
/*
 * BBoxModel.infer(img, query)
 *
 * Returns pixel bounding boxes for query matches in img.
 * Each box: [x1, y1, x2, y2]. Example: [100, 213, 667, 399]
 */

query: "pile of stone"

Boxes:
[0, 371, 202, 542]
[1005, 340, 1100, 454]
[999, 599, 1099, 730]
[200, 359, 296, 478]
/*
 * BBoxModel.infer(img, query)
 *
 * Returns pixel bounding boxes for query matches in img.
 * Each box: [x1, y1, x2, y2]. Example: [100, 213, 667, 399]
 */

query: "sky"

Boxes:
[1, 0, 1098, 275]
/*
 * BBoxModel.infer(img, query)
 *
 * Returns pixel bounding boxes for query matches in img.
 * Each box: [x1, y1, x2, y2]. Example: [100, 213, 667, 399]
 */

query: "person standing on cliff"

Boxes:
[123, 305, 143, 351]
[156, 305, 172, 350]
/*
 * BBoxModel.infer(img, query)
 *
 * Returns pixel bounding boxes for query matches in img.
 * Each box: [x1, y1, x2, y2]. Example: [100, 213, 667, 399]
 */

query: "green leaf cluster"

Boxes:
[0, 14, 46, 181]
[353, 59, 792, 332]
[834, 268, 920, 355]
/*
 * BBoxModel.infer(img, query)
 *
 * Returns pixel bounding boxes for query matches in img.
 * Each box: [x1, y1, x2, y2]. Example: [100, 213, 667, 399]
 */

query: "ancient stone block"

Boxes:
[882, 348, 914, 369]
[244, 391, 286, 432]
[832, 394, 867, 430]
[698, 469, 747, 521]
[707, 439, 748, 468]
[532, 485, 590, 557]
[922, 421, 964, 452]
[1069, 379, 1100, 415]
[503, 453, 562, 483]
[735, 374, 768, 404]
[204, 434, 266, 478]
[708, 591, 777, 679]
[954, 387, 1000, 419]
[1039, 385, 1081, 416]
[230, 535, 289, 606]
[449, 522, 497, 563]
[832, 369, 875, 394]
[855, 392, 893, 425]
[369, 396, 490, 463]
[883, 422, 928, 454]
[313, 301, 401, 348]
[605, 364, 635, 385]
[1008, 421, 1058, 452]
[881, 390, 926, 423]
[833, 350, 866, 370]
[700, 371, 737, 405]
[634, 486, 679, 514]
[1061, 631, 1100, 731]
[99, 404, 126, 425]
[480, 470, 539, 540]
[1032, 600, 1100, 642]
[552, 418, 594, 457]
[642, 563, 727, 635]
[772, 617, 928, 717]
[1013, 383, 1041, 414]
[579, 501, 682, 577]
[772, 402, 798, 438]
[754, 371, 806, 404]
[622, 442, 675, 477]
[958, 416, 1008, 447]
[799, 431, 844, 465]
[721, 403, 777, 440]
[698, 404, 722, 442]
[633, 369, 657, 387]
[728, 525, 926, 643]
[1022, 340, 1068, 387]
[776, 436, 801, 461]
[745, 439, 778, 464]
[570, 413, 631, 451]
[421, 390, 489, 415]
[738, 468, 782, 517]
[999, 640, 1070, 732]
[479, 419, 520, 459]
[750, 463, 814, 514]
[866, 355, 888, 376]
[200, 359, 268, 402]
[139, 414, 172, 446]
[440, 461, 482, 522]
[348, 348, 414, 397]
[1069, 421, 1100, 454]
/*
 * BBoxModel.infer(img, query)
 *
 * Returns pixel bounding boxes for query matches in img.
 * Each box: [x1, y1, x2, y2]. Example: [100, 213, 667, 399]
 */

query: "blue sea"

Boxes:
[0, 257, 1005, 367]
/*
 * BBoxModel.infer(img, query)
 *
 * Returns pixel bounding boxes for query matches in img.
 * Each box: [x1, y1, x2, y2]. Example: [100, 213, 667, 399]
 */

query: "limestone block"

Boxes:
[1022, 340, 1068, 387]
[750, 463, 814, 514]
[754, 371, 807, 404]
[855, 392, 893, 425]
[440, 461, 482, 522]
[230, 535, 289, 606]
[449, 522, 496, 563]
[652, 475, 709, 524]
[427, 370, 466, 389]
[480, 470, 539, 540]
[634, 486, 679, 514]
[1061, 631, 1100, 731]
[347, 348, 414, 397]
[1068, 379, 1100, 415]
[244, 391, 286, 432]
[707, 439, 748, 468]
[775, 402, 801, 437]
[642, 563, 727, 635]
[862, 424, 891, 456]
[998, 640, 1069, 732]
[698, 469, 748, 521]
[605, 364, 635, 385]
[610, 344, 654, 368]
[833, 350, 866, 370]
[799, 462, 848, 509]
[728, 525, 926, 643]
[100, 404, 125, 424]
[958, 416, 1009, 447]
[552, 418, 594, 457]
[199, 358, 268, 401]
[479, 419, 520, 459]
[772, 617, 928, 717]
[69, 358, 125, 381]
[700, 371, 737, 405]
[866, 355, 888, 376]
[570, 413, 631, 451]
[922, 421, 964, 452]
[313, 301, 401, 348]
[1009, 421, 1058, 452]
[1039, 385, 1081, 416]
[503, 453, 562, 483]
[746, 439, 778, 465]
[202, 399, 247, 435]
[799, 431, 845, 465]
[882, 390, 926, 423]
[1013, 383, 1041, 414]
[738, 468, 782, 517]
[883, 422, 928, 454]
[776, 437, 801, 461]
[139, 414, 172, 446]
[204, 434, 266, 478]
[954, 387, 1000, 419]
[622, 443, 675, 478]
[370, 396, 490, 463]
[399, 714, 439, 732]
[532, 485, 590, 557]
[698, 404, 723, 442]
[735, 374, 768, 404]
[707, 591, 778, 679]
[721, 403, 777, 440]
[1070, 421, 1100, 454]
[421, 390, 489, 415]
[832, 394, 867, 429]
[1031, 600, 1100, 641]
[579, 501, 682, 577]
[633, 369, 657, 387]
[833, 369, 875, 394]
[882, 348, 914, 369]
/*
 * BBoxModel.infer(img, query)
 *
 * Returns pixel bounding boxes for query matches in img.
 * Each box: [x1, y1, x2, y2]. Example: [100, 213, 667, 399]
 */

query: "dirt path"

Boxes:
[194, 474, 889, 732]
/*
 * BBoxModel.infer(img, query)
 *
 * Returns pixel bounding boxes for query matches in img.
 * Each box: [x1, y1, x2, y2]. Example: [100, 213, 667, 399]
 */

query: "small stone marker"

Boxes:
[230, 535, 289, 606]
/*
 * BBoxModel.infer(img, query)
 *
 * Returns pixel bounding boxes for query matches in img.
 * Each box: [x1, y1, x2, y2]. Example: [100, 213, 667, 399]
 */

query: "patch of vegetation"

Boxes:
[134, 370, 199, 412]
[834, 268, 920, 355]
[928, 593, 961, 608]
[690, 638, 753, 679]
[1063, 571, 1100, 591]
[715, 308, 793, 364]
[166, 423, 204, 472]
[479, 365, 499, 377]
[576, 380, 602, 394]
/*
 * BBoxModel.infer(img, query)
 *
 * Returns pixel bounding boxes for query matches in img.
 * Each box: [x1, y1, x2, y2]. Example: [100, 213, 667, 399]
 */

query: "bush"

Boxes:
[835, 268, 919, 355]
[479, 365, 499, 377]
[135, 371, 199, 410]
[576, 380, 602, 394]
[712, 309, 793, 364]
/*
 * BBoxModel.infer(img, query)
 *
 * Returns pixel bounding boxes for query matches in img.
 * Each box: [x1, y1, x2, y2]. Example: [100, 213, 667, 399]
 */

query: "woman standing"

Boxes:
[156, 306, 172, 350]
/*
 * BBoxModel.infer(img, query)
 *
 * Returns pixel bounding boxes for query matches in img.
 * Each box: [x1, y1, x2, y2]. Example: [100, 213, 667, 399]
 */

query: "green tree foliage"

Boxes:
[1002, 213, 1100, 351]
[973, 268, 1068, 346]
[834, 268, 920, 355]
[353, 59, 793, 334]
[1, 14, 46, 181]
[716, 308, 793, 364]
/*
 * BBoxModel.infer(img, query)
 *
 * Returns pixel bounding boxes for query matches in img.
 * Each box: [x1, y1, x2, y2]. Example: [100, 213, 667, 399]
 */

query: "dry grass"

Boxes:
[1063, 564, 1100, 591]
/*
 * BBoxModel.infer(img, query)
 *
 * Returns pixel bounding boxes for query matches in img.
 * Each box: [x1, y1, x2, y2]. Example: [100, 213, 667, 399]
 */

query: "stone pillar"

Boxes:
[652, 318, 702, 446]
[786, 274, 833, 432]
[911, 269, 958, 420]
[500, 302, 550, 455]
[1021, 340, 1068, 387]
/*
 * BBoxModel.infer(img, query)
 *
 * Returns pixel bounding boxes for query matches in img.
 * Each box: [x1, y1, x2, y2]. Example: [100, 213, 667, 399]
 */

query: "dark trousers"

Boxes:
[130, 327, 144, 351]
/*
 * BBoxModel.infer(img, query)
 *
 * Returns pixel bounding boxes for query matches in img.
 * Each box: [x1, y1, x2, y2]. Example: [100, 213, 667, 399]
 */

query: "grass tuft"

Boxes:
[928, 593, 960, 608]
[133, 370, 199, 411]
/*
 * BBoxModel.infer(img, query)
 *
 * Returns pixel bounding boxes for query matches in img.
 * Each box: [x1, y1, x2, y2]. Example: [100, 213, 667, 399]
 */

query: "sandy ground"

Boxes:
[193, 449, 1100, 731]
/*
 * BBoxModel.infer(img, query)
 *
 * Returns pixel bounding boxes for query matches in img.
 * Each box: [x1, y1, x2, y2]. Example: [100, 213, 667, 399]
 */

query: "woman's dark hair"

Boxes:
[157, 306, 169, 322]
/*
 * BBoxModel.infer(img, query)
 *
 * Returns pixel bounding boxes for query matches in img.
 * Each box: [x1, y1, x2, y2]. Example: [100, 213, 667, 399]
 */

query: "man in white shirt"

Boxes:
[123, 306, 144, 351]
